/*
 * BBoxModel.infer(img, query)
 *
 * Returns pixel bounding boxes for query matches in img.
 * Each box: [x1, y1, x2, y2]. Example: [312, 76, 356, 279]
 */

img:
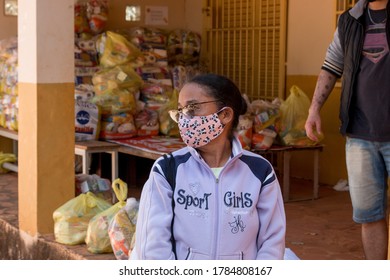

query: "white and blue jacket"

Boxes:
[130, 137, 286, 260]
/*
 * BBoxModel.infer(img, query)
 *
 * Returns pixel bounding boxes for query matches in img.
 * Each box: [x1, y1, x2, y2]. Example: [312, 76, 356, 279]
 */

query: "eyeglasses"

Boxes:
[168, 100, 221, 123]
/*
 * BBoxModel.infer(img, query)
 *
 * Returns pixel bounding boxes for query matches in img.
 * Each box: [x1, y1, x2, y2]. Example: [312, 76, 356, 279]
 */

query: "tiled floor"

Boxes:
[0, 172, 369, 260]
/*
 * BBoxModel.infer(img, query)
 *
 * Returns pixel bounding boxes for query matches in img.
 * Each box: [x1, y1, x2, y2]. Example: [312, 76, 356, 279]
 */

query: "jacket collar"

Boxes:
[349, 0, 367, 20]
[187, 136, 244, 166]
[350, 0, 390, 20]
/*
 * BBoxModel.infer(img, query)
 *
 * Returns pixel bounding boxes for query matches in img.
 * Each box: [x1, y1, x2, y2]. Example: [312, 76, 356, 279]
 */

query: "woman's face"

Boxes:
[175, 83, 230, 148]
[178, 83, 220, 118]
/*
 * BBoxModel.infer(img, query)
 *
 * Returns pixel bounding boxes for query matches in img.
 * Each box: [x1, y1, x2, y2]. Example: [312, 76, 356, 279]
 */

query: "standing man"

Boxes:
[305, 0, 389, 260]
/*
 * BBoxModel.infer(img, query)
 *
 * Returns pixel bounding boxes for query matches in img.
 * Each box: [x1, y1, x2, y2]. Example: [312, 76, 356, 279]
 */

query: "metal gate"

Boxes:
[202, 0, 287, 100]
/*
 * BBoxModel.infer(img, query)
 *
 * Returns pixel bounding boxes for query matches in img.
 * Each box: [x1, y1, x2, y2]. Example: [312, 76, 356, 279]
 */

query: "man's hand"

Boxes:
[305, 110, 322, 142]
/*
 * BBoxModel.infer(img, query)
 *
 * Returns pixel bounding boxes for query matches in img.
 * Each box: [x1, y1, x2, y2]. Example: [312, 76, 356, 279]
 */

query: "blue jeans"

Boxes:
[346, 137, 389, 223]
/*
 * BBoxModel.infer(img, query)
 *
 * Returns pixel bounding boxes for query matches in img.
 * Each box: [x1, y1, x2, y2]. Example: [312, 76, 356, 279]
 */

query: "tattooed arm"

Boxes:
[305, 69, 338, 141]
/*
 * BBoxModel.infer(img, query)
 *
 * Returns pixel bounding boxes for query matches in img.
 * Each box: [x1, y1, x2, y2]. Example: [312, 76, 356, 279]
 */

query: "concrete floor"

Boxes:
[0, 172, 369, 260]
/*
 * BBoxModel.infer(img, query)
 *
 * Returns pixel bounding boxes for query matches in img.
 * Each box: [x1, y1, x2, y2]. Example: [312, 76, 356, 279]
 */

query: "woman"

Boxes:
[130, 73, 286, 260]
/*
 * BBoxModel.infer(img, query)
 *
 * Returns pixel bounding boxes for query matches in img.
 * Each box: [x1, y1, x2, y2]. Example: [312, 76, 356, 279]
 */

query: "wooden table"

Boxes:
[117, 144, 162, 160]
[111, 136, 324, 202]
[1, 127, 122, 181]
[0, 127, 18, 141]
[75, 140, 120, 183]
[253, 145, 324, 202]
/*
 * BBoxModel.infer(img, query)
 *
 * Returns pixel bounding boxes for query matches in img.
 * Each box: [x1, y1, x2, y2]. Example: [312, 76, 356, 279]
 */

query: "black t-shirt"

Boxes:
[347, 8, 390, 141]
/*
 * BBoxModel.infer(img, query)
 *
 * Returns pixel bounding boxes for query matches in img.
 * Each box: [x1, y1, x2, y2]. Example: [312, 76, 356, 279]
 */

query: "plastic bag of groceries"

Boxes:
[158, 89, 179, 137]
[85, 178, 128, 253]
[278, 85, 323, 146]
[86, 0, 109, 35]
[250, 98, 281, 133]
[167, 29, 201, 66]
[108, 197, 139, 260]
[99, 31, 143, 68]
[251, 126, 278, 150]
[140, 80, 173, 110]
[237, 114, 253, 150]
[127, 27, 168, 67]
[75, 174, 113, 202]
[92, 65, 143, 96]
[99, 111, 137, 140]
[53, 192, 112, 245]
[134, 109, 160, 136]
[91, 88, 138, 116]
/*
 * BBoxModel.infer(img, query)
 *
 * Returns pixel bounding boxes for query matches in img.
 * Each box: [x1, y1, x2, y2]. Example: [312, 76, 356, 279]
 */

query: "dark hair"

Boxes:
[187, 73, 247, 132]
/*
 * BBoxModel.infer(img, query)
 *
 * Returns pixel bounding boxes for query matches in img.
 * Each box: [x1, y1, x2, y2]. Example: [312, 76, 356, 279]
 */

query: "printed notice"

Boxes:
[145, 6, 168, 25]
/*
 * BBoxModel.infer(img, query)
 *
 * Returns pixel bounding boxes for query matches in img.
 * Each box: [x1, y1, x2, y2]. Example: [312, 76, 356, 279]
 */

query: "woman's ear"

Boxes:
[220, 107, 234, 125]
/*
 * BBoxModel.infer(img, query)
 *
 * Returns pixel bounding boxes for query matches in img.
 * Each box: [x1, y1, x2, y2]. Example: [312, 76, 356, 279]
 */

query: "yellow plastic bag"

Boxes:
[99, 31, 143, 68]
[85, 178, 128, 253]
[0, 152, 16, 173]
[278, 85, 321, 146]
[92, 65, 144, 96]
[158, 89, 179, 137]
[53, 192, 112, 245]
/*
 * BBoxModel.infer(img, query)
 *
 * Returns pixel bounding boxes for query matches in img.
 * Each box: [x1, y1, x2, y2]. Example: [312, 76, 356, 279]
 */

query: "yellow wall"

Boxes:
[285, 0, 349, 185]
[286, 0, 334, 75]
[18, 82, 75, 235]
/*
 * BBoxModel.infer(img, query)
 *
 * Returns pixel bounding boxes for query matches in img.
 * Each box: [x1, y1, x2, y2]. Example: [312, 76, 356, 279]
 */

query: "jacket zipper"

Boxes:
[212, 175, 219, 259]
[193, 150, 240, 259]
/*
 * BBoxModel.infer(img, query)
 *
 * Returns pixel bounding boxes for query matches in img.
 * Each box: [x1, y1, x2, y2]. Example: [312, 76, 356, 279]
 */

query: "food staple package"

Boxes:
[167, 29, 201, 66]
[53, 192, 112, 245]
[134, 109, 159, 136]
[236, 114, 253, 150]
[128, 27, 168, 67]
[99, 111, 137, 140]
[75, 100, 100, 141]
[85, 178, 128, 253]
[108, 197, 139, 260]
[92, 65, 143, 96]
[99, 31, 143, 68]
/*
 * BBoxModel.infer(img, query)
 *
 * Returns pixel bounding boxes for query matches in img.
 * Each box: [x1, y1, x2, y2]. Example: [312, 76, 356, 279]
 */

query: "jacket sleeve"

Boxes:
[255, 169, 286, 260]
[130, 165, 176, 260]
[322, 27, 344, 78]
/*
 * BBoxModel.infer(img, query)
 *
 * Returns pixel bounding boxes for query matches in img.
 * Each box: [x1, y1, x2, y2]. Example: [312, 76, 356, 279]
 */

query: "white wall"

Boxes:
[287, 0, 335, 75]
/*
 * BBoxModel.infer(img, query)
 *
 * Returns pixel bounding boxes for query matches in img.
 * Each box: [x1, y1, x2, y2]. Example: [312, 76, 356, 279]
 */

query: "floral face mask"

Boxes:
[178, 108, 226, 148]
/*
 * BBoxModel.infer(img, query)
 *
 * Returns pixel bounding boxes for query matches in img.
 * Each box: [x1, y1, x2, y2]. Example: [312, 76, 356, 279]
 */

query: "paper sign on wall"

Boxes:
[145, 6, 168, 25]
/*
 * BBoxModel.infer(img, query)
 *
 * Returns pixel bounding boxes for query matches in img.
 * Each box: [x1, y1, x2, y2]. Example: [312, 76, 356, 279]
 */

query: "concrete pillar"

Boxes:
[18, 0, 75, 235]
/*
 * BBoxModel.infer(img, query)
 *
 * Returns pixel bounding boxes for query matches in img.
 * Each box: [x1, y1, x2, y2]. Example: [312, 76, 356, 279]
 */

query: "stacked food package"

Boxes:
[129, 27, 177, 137]
[236, 86, 324, 151]
[236, 96, 281, 150]
[0, 0, 204, 141]
[0, 37, 18, 131]
[72, 0, 204, 141]
[74, 0, 109, 141]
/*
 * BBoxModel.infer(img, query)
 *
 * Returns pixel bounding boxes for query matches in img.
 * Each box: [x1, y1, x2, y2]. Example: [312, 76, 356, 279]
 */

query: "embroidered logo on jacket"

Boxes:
[224, 191, 253, 208]
[228, 215, 246, 234]
[176, 189, 212, 210]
